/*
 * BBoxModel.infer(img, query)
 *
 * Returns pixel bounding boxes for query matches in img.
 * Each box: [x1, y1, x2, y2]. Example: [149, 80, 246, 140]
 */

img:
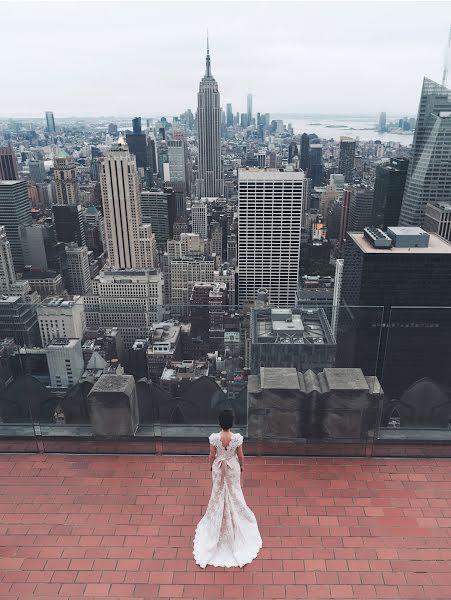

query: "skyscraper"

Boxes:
[349, 184, 375, 231]
[0, 180, 32, 271]
[0, 146, 19, 181]
[53, 151, 80, 205]
[308, 144, 323, 187]
[378, 112, 387, 132]
[167, 140, 188, 193]
[66, 244, 92, 295]
[196, 39, 223, 198]
[226, 103, 233, 127]
[45, 111, 56, 133]
[399, 78, 451, 227]
[101, 137, 155, 269]
[238, 168, 304, 306]
[247, 93, 253, 125]
[0, 226, 16, 295]
[300, 133, 310, 172]
[338, 136, 356, 183]
[191, 200, 208, 239]
[373, 158, 408, 229]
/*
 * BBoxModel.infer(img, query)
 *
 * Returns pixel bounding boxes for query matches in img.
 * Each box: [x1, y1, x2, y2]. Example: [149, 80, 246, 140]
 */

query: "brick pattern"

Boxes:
[0, 455, 451, 599]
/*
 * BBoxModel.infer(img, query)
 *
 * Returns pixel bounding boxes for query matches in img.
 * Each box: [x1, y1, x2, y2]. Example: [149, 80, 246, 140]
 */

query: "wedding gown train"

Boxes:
[193, 432, 262, 568]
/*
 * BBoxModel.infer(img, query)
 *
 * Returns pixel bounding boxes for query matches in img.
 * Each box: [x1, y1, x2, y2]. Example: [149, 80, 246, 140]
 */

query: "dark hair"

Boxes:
[218, 409, 234, 431]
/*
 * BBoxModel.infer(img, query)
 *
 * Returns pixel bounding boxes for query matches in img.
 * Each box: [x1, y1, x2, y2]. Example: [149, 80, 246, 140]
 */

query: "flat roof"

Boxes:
[239, 168, 305, 181]
[349, 231, 451, 254]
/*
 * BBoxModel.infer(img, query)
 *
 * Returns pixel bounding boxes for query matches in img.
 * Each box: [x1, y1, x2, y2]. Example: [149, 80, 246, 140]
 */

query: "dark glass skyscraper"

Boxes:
[300, 133, 309, 172]
[0, 146, 19, 181]
[308, 144, 323, 187]
[338, 136, 356, 183]
[373, 158, 408, 229]
[399, 78, 451, 227]
[0, 180, 32, 271]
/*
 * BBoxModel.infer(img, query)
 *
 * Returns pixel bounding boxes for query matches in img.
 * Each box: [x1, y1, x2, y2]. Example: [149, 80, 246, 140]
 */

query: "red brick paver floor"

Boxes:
[0, 455, 451, 599]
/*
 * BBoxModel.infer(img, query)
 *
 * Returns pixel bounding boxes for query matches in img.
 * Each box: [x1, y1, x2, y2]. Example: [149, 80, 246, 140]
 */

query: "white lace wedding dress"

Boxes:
[193, 432, 262, 568]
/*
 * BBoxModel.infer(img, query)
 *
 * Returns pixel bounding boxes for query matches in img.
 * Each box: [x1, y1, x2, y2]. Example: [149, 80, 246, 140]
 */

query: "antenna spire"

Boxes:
[205, 31, 212, 78]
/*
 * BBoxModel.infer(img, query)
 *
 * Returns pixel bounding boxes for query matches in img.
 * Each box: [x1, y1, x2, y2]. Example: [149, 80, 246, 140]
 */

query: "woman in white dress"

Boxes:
[193, 409, 262, 568]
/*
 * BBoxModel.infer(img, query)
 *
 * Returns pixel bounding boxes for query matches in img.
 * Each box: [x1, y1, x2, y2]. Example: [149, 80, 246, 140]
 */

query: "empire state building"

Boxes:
[196, 40, 223, 198]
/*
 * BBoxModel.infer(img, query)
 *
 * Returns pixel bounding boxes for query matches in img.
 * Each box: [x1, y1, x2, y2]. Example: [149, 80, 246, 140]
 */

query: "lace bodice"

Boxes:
[209, 432, 243, 459]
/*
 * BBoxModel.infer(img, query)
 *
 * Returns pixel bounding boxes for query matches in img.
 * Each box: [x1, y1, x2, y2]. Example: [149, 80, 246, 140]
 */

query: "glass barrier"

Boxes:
[375, 306, 451, 456]
[1, 302, 449, 456]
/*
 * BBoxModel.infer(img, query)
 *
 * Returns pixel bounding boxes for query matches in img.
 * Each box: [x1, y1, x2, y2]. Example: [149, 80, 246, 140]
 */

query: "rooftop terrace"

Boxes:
[0, 454, 450, 599]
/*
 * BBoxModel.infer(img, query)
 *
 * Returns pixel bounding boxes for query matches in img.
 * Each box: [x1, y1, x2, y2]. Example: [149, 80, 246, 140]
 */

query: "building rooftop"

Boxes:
[239, 168, 305, 180]
[254, 307, 335, 345]
[349, 231, 451, 254]
[1, 453, 450, 600]
[47, 337, 79, 349]
[427, 201, 451, 212]
[39, 295, 82, 308]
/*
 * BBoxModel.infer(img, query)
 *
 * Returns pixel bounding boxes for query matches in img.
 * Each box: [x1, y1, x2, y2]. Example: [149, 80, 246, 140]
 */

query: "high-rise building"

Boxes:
[66, 244, 92, 295]
[378, 112, 387, 132]
[288, 142, 298, 164]
[423, 201, 451, 242]
[170, 257, 214, 308]
[101, 137, 153, 269]
[53, 151, 80, 205]
[338, 136, 356, 183]
[84, 268, 164, 348]
[338, 227, 451, 401]
[300, 133, 310, 172]
[238, 168, 304, 306]
[308, 144, 323, 187]
[53, 204, 86, 246]
[331, 258, 344, 338]
[247, 93, 253, 125]
[338, 187, 352, 255]
[45, 111, 56, 134]
[0, 226, 16, 295]
[46, 338, 84, 388]
[226, 103, 233, 127]
[372, 158, 408, 229]
[399, 78, 451, 227]
[349, 184, 375, 231]
[28, 160, 46, 183]
[141, 191, 173, 249]
[126, 119, 150, 171]
[0, 146, 19, 181]
[0, 295, 40, 347]
[167, 140, 188, 193]
[132, 117, 142, 134]
[196, 39, 223, 198]
[0, 180, 32, 271]
[191, 200, 208, 239]
[37, 295, 86, 346]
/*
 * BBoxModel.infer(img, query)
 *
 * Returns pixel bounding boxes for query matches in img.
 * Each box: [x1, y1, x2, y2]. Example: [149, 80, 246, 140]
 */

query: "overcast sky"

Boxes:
[2, 1, 451, 118]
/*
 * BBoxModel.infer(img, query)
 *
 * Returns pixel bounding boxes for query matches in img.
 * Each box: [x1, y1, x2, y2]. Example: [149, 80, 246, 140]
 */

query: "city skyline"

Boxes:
[2, 1, 451, 118]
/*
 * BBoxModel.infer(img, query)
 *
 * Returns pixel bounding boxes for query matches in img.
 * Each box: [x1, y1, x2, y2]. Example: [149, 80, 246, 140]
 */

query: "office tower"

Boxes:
[141, 190, 177, 248]
[53, 204, 86, 246]
[147, 134, 158, 175]
[331, 258, 344, 338]
[226, 103, 233, 127]
[0, 226, 16, 294]
[238, 168, 304, 306]
[66, 244, 92, 295]
[0, 146, 20, 180]
[132, 117, 142, 134]
[84, 268, 163, 348]
[37, 295, 86, 346]
[45, 111, 56, 133]
[108, 123, 118, 135]
[378, 112, 387, 132]
[210, 221, 222, 258]
[191, 200, 208, 238]
[0, 180, 32, 271]
[372, 158, 408, 229]
[247, 93, 253, 124]
[0, 296, 40, 347]
[46, 338, 84, 388]
[399, 78, 451, 227]
[299, 133, 309, 172]
[101, 137, 151, 269]
[167, 140, 188, 193]
[338, 187, 352, 254]
[53, 151, 80, 205]
[424, 201, 451, 242]
[240, 113, 249, 128]
[167, 233, 206, 260]
[170, 256, 214, 308]
[338, 227, 451, 401]
[308, 144, 323, 187]
[28, 160, 46, 183]
[196, 39, 223, 198]
[349, 184, 375, 230]
[338, 136, 356, 183]
[288, 142, 298, 164]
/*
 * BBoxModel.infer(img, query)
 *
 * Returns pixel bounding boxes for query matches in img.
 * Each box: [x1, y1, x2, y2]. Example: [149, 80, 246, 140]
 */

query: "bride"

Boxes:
[193, 409, 262, 568]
